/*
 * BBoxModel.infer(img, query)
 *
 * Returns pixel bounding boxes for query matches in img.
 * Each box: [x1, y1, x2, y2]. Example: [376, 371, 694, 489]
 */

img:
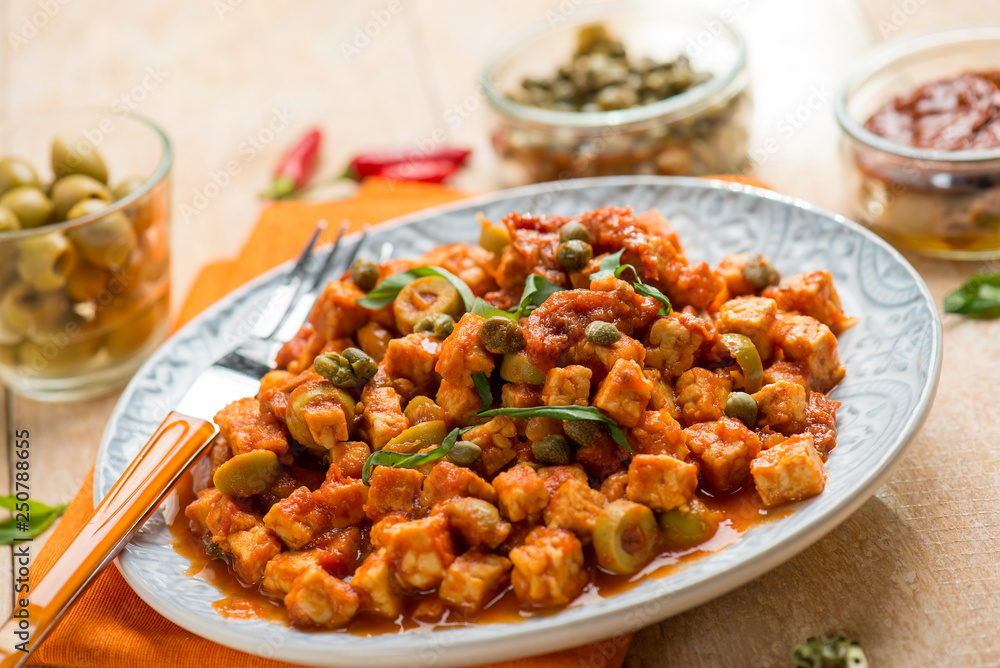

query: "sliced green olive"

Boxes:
[721, 333, 763, 393]
[17, 232, 77, 291]
[414, 312, 455, 338]
[350, 258, 380, 293]
[446, 440, 482, 467]
[584, 320, 621, 345]
[286, 383, 356, 453]
[0, 187, 53, 229]
[66, 200, 137, 269]
[743, 253, 780, 290]
[479, 220, 512, 255]
[213, 449, 282, 497]
[478, 316, 525, 354]
[52, 134, 109, 183]
[0, 204, 21, 232]
[404, 396, 445, 424]
[50, 174, 113, 221]
[0, 157, 41, 195]
[386, 420, 448, 451]
[593, 499, 658, 575]
[559, 221, 591, 244]
[556, 240, 593, 270]
[394, 276, 463, 334]
[658, 499, 720, 550]
[532, 434, 571, 466]
[725, 391, 757, 428]
[499, 350, 546, 385]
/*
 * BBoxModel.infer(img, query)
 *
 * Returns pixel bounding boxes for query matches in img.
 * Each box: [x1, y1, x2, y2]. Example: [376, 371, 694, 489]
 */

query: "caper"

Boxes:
[50, 174, 113, 221]
[0, 204, 21, 232]
[559, 221, 591, 244]
[585, 320, 621, 346]
[446, 441, 482, 467]
[313, 351, 359, 388]
[350, 257, 380, 293]
[556, 240, 593, 271]
[52, 134, 109, 183]
[478, 316, 525, 354]
[0, 187, 53, 229]
[532, 434, 571, 466]
[205, 539, 227, 560]
[0, 157, 41, 195]
[725, 392, 758, 428]
[564, 420, 602, 447]
[341, 347, 378, 383]
[743, 254, 780, 290]
[414, 312, 455, 338]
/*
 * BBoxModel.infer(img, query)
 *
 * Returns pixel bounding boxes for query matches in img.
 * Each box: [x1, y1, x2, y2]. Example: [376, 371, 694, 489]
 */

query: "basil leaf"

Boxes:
[944, 273, 1000, 319]
[477, 405, 633, 453]
[0, 497, 68, 545]
[356, 266, 475, 311]
[589, 248, 626, 281]
[516, 273, 564, 318]
[634, 282, 672, 316]
[472, 372, 493, 411]
[471, 297, 516, 320]
[362, 427, 469, 484]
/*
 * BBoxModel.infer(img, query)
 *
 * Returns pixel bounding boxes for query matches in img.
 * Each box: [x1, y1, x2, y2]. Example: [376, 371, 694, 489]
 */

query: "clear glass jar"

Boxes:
[483, 2, 751, 186]
[0, 110, 172, 401]
[836, 27, 1000, 259]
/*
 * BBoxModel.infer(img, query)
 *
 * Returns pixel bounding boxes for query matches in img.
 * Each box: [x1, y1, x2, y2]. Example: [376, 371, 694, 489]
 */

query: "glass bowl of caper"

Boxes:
[0, 110, 172, 401]
[484, 2, 751, 185]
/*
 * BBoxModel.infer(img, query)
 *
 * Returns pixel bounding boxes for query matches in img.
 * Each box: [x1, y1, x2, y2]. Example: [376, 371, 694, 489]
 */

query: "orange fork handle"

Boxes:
[0, 411, 218, 668]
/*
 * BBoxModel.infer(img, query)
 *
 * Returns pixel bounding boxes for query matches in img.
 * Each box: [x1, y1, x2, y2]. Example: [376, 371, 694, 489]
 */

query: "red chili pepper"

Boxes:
[376, 159, 462, 183]
[263, 128, 322, 199]
[346, 147, 471, 180]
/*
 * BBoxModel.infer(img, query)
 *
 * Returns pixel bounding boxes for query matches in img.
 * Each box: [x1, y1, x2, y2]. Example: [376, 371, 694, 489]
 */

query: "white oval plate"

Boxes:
[95, 177, 942, 668]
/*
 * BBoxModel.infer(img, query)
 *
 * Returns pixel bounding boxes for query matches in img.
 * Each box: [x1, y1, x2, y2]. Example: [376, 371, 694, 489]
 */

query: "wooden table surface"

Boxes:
[2, 0, 999, 665]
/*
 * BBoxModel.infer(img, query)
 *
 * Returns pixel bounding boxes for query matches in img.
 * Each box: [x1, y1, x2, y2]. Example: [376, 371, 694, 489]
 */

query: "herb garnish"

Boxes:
[589, 249, 671, 315]
[356, 266, 475, 311]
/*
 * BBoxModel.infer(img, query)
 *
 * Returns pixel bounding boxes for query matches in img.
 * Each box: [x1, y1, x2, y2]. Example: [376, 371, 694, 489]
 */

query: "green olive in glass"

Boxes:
[16, 335, 102, 376]
[0, 204, 21, 232]
[66, 199, 137, 269]
[113, 175, 155, 232]
[0, 186, 54, 229]
[16, 233, 78, 292]
[0, 157, 41, 195]
[0, 283, 69, 339]
[52, 135, 109, 183]
[50, 174, 113, 221]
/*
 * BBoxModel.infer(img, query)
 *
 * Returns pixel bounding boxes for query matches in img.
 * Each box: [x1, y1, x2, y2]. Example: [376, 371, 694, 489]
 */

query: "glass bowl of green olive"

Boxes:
[0, 110, 172, 401]
[484, 2, 751, 185]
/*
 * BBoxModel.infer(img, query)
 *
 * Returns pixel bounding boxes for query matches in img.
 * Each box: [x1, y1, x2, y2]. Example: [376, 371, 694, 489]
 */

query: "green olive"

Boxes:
[446, 440, 482, 467]
[386, 420, 448, 451]
[0, 157, 41, 195]
[593, 499, 658, 575]
[499, 350, 546, 384]
[0, 204, 21, 232]
[342, 347, 378, 383]
[658, 499, 720, 550]
[394, 276, 463, 334]
[556, 240, 593, 270]
[0, 187, 53, 229]
[478, 316, 525, 354]
[16, 335, 101, 375]
[743, 254, 780, 290]
[584, 320, 621, 345]
[414, 313, 455, 338]
[213, 449, 282, 497]
[16, 232, 77, 291]
[559, 221, 591, 244]
[479, 221, 512, 254]
[52, 135, 109, 183]
[286, 382, 356, 453]
[105, 299, 165, 358]
[564, 420, 602, 447]
[112, 176, 145, 201]
[51, 174, 113, 221]
[725, 392, 758, 428]
[0, 283, 69, 338]
[350, 258, 380, 293]
[404, 395, 445, 424]
[113, 176, 155, 233]
[66, 200, 137, 269]
[532, 434, 571, 466]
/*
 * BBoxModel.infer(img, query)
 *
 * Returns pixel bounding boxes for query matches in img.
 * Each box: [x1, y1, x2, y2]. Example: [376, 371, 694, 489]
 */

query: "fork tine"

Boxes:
[307, 220, 350, 293]
[284, 219, 327, 286]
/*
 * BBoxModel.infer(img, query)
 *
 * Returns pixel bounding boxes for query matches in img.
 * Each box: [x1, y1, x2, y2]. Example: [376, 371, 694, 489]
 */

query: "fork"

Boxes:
[0, 219, 362, 668]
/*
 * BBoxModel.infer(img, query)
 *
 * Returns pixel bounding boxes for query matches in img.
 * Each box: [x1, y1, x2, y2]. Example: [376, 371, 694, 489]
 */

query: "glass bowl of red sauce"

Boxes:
[836, 27, 1000, 258]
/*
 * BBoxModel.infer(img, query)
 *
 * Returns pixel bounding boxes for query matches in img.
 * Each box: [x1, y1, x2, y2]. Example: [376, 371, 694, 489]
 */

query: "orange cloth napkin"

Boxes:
[29, 178, 640, 668]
